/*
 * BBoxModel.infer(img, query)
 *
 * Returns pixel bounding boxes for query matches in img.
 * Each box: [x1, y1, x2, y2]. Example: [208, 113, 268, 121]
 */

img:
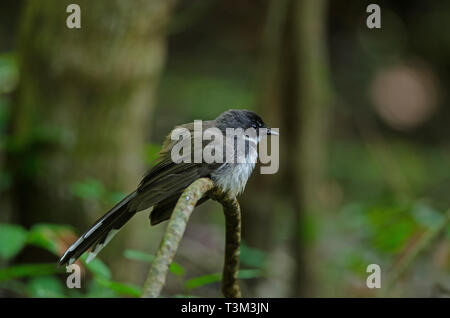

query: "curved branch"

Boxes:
[140, 178, 214, 298]
[140, 177, 243, 298]
[210, 189, 242, 298]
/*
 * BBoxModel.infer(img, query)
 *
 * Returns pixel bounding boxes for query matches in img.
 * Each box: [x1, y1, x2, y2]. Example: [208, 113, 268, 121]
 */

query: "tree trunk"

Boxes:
[291, 0, 332, 296]
[9, 0, 174, 282]
[240, 0, 289, 296]
[246, 0, 332, 297]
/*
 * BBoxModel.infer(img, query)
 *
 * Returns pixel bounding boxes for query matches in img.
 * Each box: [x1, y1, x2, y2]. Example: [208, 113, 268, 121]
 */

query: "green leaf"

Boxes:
[124, 249, 155, 263]
[124, 249, 184, 276]
[367, 205, 418, 253]
[0, 263, 62, 282]
[185, 269, 264, 291]
[85, 279, 117, 298]
[95, 277, 141, 297]
[27, 223, 74, 255]
[81, 255, 111, 279]
[185, 273, 221, 291]
[0, 223, 28, 260]
[28, 276, 65, 298]
[169, 262, 185, 276]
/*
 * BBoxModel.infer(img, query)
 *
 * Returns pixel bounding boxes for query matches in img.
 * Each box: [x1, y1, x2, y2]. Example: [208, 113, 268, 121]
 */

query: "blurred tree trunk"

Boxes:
[242, 0, 286, 251]
[240, 0, 289, 296]
[290, 0, 332, 296]
[245, 0, 332, 296]
[8, 0, 174, 281]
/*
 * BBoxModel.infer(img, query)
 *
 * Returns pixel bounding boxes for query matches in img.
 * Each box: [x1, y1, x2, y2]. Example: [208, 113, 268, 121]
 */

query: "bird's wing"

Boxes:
[59, 120, 225, 265]
[131, 120, 222, 212]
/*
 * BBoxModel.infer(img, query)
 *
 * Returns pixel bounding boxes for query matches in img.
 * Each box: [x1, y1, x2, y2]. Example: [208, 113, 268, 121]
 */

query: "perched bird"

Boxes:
[58, 109, 277, 266]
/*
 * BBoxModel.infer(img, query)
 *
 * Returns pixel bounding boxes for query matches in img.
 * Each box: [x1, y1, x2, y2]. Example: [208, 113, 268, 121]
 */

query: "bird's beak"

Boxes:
[267, 128, 279, 136]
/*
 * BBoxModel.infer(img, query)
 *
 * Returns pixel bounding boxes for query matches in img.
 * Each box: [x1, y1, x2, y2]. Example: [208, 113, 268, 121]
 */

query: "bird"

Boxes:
[58, 109, 278, 267]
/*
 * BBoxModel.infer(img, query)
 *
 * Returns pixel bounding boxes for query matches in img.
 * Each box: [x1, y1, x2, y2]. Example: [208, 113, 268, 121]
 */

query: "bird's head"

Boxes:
[215, 109, 278, 137]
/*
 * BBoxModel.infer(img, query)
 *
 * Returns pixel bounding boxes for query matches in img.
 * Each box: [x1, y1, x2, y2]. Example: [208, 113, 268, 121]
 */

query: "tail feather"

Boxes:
[85, 209, 136, 263]
[58, 191, 137, 267]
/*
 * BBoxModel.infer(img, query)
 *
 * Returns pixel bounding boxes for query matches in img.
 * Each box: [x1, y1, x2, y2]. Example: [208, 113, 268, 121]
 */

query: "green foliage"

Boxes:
[27, 223, 74, 255]
[28, 276, 65, 298]
[0, 222, 139, 298]
[124, 249, 185, 276]
[0, 230, 267, 297]
[333, 191, 450, 286]
[81, 254, 112, 280]
[70, 178, 126, 206]
[70, 178, 106, 201]
[124, 248, 264, 293]
[169, 262, 185, 277]
[0, 263, 62, 282]
[185, 273, 221, 291]
[346, 252, 372, 277]
[84, 279, 117, 298]
[0, 224, 28, 260]
[367, 204, 418, 254]
[240, 242, 267, 268]
[328, 139, 450, 281]
[185, 269, 263, 291]
[95, 277, 141, 297]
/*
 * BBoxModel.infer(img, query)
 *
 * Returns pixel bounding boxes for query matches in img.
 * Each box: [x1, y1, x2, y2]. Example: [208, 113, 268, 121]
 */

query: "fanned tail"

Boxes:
[58, 191, 137, 267]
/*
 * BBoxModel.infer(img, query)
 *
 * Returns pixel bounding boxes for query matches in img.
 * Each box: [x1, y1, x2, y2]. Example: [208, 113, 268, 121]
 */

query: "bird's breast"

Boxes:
[211, 146, 257, 197]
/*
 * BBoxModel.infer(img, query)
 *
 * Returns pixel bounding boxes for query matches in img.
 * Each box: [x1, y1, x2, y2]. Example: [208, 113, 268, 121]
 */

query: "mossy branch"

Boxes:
[140, 177, 242, 298]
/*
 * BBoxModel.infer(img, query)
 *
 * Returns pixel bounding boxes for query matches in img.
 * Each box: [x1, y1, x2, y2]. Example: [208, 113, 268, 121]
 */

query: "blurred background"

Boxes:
[1, 0, 450, 298]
